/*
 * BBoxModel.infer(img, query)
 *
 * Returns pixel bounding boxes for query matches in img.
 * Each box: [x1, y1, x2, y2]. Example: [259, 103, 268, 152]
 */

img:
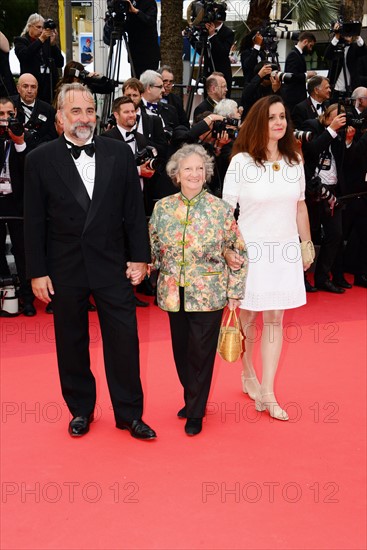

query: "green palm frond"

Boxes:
[285, 0, 340, 30]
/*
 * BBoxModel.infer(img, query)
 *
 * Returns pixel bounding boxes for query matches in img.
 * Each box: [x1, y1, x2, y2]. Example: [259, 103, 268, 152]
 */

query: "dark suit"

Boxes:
[14, 33, 63, 103]
[282, 47, 308, 112]
[207, 24, 234, 95]
[0, 140, 33, 302]
[10, 95, 58, 151]
[193, 97, 216, 122]
[163, 93, 190, 128]
[325, 40, 367, 94]
[292, 97, 320, 130]
[240, 47, 266, 86]
[24, 136, 151, 423]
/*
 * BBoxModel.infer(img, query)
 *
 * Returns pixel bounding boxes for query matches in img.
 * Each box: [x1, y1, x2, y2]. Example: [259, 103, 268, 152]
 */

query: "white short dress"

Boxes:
[223, 152, 307, 311]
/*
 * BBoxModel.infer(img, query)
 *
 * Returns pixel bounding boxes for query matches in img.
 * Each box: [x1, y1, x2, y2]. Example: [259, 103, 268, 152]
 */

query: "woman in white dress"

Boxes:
[222, 95, 314, 421]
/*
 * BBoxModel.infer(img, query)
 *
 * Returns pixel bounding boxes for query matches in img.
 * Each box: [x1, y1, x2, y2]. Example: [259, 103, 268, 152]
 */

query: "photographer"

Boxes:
[203, 17, 234, 96]
[14, 13, 64, 104]
[325, 21, 366, 101]
[158, 65, 190, 128]
[11, 73, 57, 151]
[239, 29, 266, 87]
[0, 97, 35, 315]
[240, 61, 282, 119]
[282, 31, 317, 113]
[103, 0, 160, 78]
[193, 72, 227, 120]
[302, 104, 352, 293]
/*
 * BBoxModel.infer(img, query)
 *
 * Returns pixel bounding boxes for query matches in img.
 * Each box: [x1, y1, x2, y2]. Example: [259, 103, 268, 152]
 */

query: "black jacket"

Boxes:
[10, 95, 58, 151]
[325, 40, 367, 92]
[282, 47, 307, 110]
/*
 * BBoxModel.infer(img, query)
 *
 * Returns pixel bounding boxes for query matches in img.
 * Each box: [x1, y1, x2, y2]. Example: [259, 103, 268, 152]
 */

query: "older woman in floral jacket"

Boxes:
[149, 144, 248, 436]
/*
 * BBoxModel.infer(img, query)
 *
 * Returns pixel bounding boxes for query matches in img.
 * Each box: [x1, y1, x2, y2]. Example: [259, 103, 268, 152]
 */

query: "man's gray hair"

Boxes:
[214, 99, 238, 118]
[166, 143, 214, 187]
[22, 13, 44, 36]
[158, 65, 174, 76]
[140, 70, 162, 91]
[57, 83, 94, 111]
[351, 86, 367, 100]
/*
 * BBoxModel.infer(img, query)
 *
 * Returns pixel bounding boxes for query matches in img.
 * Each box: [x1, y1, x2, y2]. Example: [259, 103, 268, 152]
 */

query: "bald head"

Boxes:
[17, 73, 38, 104]
[352, 86, 367, 113]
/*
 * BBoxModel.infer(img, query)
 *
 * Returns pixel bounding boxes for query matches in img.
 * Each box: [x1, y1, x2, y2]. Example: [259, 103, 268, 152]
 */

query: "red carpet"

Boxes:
[1, 282, 366, 550]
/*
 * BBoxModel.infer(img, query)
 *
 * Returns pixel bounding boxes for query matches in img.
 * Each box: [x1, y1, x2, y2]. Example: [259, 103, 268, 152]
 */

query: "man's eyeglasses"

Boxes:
[163, 80, 174, 84]
[152, 85, 164, 89]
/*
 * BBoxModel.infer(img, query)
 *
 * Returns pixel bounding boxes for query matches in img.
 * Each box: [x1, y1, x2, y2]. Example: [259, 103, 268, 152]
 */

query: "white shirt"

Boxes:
[65, 137, 95, 199]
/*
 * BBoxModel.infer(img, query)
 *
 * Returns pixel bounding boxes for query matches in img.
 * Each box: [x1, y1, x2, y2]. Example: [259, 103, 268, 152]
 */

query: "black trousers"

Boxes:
[310, 197, 344, 285]
[52, 281, 144, 424]
[168, 288, 223, 419]
[343, 198, 367, 276]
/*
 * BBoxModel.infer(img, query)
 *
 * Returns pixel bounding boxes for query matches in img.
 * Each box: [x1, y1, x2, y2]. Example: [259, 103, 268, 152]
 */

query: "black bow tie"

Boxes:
[316, 103, 324, 111]
[125, 130, 136, 137]
[65, 139, 95, 159]
[146, 102, 158, 113]
[21, 102, 33, 109]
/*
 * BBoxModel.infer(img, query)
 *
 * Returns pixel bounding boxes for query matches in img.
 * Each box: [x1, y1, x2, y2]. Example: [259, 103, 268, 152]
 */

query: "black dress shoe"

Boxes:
[332, 277, 352, 289]
[45, 302, 53, 314]
[88, 300, 97, 311]
[316, 280, 345, 294]
[177, 407, 187, 419]
[116, 419, 156, 440]
[354, 274, 367, 288]
[185, 418, 202, 436]
[305, 279, 318, 293]
[135, 296, 149, 308]
[23, 303, 36, 316]
[68, 414, 94, 437]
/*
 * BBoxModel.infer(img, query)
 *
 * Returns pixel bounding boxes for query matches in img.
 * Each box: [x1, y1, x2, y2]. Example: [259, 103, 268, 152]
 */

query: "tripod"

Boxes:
[185, 30, 216, 119]
[330, 42, 352, 100]
[100, 24, 136, 128]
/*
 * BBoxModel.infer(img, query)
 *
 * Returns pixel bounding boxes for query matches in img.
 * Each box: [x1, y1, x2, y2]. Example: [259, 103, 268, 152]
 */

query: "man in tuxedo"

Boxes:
[11, 73, 57, 151]
[282, 32, 317, 113]
[292, 76, 331, 130]
[0, 97, 34, 315]
[351, 86, 367, 115]
[158, 65, 189, 128]
[325, 22, 367, 100]
[24, 83, 156, 440]
[193, 72, 228, 121]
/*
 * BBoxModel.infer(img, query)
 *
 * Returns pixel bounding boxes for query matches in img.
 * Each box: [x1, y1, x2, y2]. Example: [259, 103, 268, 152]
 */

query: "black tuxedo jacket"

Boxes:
[193, 97, 215, 122]
[140, 101, 179, 133]
[137, 108, 167, 159]
[241, 47, 266, 84]
[325, 41, 367, 91]
[164, 93, 190, 128]
[283, 47, 308, 109]
[11, 95, 58, 151]
[292, 97, 319, 130]
[101, 125, 149, 151]
[24, 135, 150, 287]
[0, 141, 26, 213]
[207, 24, 234, 92]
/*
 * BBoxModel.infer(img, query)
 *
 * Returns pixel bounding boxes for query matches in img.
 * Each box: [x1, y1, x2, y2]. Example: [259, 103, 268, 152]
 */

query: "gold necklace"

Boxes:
[268, 152, 281, 171]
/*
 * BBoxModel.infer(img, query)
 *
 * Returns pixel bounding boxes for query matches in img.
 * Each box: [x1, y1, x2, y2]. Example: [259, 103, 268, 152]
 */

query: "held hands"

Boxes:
[126, 262, 148, 285]
[258, 64, 272, 79]
[39, 28, 58, 44]
[329, 113, 347, 131]
[346, 126, 356, 145]
[205, 22, 216, 37]
[224, 249, 244, 270]
[7, 128, 25, 146]
[139, 160, 155, 179]
[31, 276, 54, 303]
[253, 32, 263, 46]
[126, 0, 139, 14]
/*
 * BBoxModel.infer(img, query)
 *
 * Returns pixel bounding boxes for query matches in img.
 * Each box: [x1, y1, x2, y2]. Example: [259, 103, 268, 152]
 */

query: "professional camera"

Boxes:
[259, 20, 299, 53]
[43, 18, 56, 30]
[68, 67, 116, 95]
[212, 117, 239, 140]
[105, 0, 132, 27]
[0, 117, 24, 138]
[270, 69, 293, 85]
[306, 175, 341, 213]
[135, 145, 161, 170]
[187, 0, 227, 30]
[0, 274, 19, 289]
[337, 97, 367, 131]
[330, 17, 362, 38]
[294, 130, 313, 143]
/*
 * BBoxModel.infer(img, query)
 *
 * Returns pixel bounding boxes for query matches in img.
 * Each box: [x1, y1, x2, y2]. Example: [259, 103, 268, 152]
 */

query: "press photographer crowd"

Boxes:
[1, 3, 367, 321]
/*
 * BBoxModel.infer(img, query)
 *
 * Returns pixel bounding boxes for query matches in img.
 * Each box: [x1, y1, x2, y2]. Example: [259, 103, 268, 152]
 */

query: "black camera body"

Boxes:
[43, 18, 56, 30]
[306, 175, 341, 213]
[106, 0, 133, 27]
[0, 117, 24, 139]
[259, 20, 299, 53]
[68, 68, 116, 95]
[0, 274, 19, 289]
[212, 117, 239, 140]
[331, 17, 362, 38]
[135, 145, 160, 170]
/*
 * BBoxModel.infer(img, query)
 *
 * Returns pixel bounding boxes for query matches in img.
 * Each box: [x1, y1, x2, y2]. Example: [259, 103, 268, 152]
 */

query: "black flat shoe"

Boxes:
[185, 418, 202, 436]
[177, 407, 186, 419]
[316, 280, 345, 294]
[305, 279, 318, 293]
[332, 277, 352, 289]
[116, 419, 156, 440]
[354, 274, 367, 288]
[88, 300, 97, 311]
[45, 302, 53, 314]
[68, 414, 94, 437]
[23, 303, 36, 316]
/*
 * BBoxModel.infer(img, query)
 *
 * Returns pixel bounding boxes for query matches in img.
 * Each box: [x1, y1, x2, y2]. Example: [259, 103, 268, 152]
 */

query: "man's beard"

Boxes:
[70, 121, 95, 141]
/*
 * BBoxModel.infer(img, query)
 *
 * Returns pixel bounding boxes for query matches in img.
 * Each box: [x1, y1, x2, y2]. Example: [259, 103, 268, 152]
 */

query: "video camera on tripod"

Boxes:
[259, 19, 299, 55]
[105, 0, 133, 29]
[185, 0, 227, 42]
[330, 17, 362, 39]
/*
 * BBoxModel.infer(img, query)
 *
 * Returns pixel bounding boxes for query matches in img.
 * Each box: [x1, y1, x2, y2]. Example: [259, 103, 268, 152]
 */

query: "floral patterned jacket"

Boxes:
[149, 189, 248, 312]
